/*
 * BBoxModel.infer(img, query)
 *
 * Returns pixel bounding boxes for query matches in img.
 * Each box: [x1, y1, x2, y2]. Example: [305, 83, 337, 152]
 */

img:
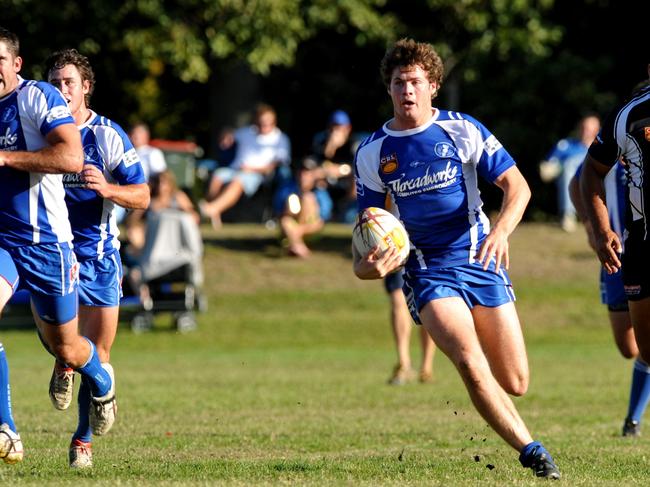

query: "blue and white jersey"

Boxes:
[355, 109, 516, 270]
[0, 76, 75, 246]
[64, 110, 145, 261]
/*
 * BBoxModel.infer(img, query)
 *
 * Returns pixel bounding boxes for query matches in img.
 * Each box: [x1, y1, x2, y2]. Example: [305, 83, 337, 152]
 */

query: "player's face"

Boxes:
[388, 65, 437, 130]
[48, 64, 89, 117]
[0, 41, 22, 99]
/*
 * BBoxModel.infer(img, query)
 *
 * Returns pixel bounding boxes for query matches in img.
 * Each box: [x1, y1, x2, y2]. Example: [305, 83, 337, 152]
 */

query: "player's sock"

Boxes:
[519, 441, 543, 467]
[0, 343, 16, 431]
[626, 358, 650, 423]
[72, 376, 92, 443]
[74, 338, 111, 398]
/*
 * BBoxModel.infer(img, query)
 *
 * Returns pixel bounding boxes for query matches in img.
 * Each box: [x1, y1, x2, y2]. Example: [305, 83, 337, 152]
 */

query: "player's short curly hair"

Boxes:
[0, 27, 19, 58]
[380, 38, 444, 96]
[44, 48, 95, 108]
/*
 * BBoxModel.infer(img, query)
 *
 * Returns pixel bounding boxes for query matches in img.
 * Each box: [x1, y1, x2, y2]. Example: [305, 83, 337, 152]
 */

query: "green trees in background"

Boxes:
[3, 0, 645, 214]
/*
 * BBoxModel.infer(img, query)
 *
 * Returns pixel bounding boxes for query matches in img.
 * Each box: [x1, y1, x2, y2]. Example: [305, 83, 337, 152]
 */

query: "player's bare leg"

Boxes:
[420, 298, 532, 449]
[629, 297, 650, 363]
[388, 288, 415, 385]
[418, 325, 435, 383]
[472, 303, 529, 395]
[67, 305, 119, 468]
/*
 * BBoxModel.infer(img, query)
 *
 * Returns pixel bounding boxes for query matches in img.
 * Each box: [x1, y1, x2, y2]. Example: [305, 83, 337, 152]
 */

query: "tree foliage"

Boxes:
[2, 0, 645, 216]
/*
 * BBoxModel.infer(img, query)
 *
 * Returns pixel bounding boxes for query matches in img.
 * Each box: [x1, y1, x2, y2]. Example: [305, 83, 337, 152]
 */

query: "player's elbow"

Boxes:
[64, 151, 84, 173]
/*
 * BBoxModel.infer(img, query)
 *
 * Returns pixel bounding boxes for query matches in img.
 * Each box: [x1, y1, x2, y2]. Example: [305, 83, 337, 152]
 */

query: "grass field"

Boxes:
[1, 222, 649, 485]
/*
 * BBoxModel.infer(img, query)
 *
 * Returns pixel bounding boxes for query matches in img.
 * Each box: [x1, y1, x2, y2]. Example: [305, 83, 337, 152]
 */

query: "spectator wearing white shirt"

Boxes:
[129, 122, 167, 182]
[200, 104, 290, 228]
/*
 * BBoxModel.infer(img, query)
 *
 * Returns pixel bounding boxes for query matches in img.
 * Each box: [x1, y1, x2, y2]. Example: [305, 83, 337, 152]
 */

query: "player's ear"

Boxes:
[13, 55, 22, 73]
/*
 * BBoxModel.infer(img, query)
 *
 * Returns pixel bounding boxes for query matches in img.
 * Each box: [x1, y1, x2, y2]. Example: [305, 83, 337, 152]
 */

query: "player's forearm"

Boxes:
[568, 174, 588, 222]
[102, 183, 150, 210]
[580, 160, 611, 235]
[491, 175, 531, 237]
[0, 144, 83, 174]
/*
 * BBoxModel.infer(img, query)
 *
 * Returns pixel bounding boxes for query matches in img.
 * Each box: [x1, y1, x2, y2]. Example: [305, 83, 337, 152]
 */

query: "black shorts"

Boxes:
[622, 226, 650, 301]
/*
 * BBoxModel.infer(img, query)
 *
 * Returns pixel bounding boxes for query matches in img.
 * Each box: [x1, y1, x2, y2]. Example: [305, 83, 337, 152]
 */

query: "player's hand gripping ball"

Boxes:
[352, 207, 410, 268]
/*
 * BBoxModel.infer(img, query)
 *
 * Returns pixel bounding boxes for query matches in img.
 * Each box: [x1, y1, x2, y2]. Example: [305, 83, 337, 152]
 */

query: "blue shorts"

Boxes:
[0, 247, 19, 293]
[403, 262, 516, 324]
[600, 268, 628, 311]
[212, 167, 265, 196]
[78, 251, 123, 307]
[0, 242, 79, 324]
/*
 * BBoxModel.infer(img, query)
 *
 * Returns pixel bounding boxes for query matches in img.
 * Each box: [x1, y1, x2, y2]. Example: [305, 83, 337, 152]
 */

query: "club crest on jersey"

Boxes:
[84, 144, 99, 163]
[644, 127, 650, 142]
[380, 153, 399, 174]
[434, 142, 456, 158]
[1, 106, 17, 123]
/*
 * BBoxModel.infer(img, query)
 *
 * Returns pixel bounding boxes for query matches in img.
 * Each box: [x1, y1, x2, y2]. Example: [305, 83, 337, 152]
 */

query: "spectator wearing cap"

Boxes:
[303, 110, 359, 222]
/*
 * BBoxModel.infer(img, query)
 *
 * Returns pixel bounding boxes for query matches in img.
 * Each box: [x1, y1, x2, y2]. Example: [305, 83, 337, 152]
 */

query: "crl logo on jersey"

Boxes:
[1, 106, 17, 123]
[380, 153, 399, 174]
[434, 142, 455, 158]
[0, 127, 18, 147]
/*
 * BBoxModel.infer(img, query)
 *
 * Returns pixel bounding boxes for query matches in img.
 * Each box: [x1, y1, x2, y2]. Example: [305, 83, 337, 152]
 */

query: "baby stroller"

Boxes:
[122, 208, 206, 333]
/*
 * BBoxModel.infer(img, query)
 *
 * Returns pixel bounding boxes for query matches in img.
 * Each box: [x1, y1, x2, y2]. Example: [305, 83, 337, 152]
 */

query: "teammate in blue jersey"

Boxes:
[45, 48, 150, 468]
[571, 160, 650, 437]
[0, 27, 115, 464]
[353, 39, 560, 479]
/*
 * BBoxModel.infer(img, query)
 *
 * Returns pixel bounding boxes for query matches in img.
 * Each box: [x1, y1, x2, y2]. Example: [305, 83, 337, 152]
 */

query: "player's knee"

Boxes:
[620, 346, 637, 360]
[456, 356, 488, 389]
[50, 342, 79, 367]
[502, 374, 528, 396]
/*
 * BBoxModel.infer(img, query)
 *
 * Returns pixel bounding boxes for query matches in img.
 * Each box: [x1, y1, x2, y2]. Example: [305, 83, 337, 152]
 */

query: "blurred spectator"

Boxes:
[149, 170, 200, 224]
[200, 103, 291, 229]
[304, 110, 360, 222]
[215, 126, 237, 168]
[539, 114, 600, 232]
[129, 122, 168, 182]
[277, 165, 332, 258]
[124, 170, 199, 257]
[385, 272, 436, 385]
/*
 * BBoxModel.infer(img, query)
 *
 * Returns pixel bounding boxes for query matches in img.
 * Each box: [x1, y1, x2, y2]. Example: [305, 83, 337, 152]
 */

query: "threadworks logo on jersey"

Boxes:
[62, 172, 87, 188]
[0, 126, 18, 148]
[387, 161, 459, 197]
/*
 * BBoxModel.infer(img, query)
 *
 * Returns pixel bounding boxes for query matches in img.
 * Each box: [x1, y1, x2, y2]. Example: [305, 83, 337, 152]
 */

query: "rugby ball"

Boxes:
[352, 207, 410, 265]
